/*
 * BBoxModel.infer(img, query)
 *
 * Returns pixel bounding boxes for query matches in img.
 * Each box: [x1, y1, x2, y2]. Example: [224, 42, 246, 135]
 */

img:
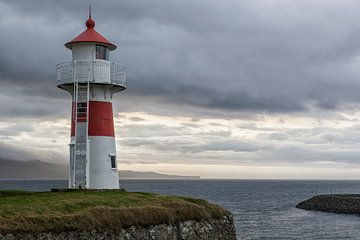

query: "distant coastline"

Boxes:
[119, 170, 200, 179]
[0, 159, 200, 179]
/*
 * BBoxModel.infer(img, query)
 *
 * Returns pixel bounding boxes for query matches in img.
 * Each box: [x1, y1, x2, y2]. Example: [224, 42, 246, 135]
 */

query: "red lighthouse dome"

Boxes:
[65, 16, 116, 50]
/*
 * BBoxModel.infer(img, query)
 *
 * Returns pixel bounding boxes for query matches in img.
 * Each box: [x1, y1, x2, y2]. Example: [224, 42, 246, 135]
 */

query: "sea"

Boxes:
[1, 179, 360, 240]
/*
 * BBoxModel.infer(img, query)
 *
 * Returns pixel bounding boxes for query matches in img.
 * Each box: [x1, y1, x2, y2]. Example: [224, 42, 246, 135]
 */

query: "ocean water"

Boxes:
[1, 179, 360, 239]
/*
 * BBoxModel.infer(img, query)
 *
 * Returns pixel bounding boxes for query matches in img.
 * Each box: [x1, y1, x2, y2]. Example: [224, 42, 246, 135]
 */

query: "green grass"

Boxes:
[0, 190, 229, 233]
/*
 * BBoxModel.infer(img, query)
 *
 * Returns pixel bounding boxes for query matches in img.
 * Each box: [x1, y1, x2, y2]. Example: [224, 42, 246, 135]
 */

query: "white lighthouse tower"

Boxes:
[56, 11, 126, 189]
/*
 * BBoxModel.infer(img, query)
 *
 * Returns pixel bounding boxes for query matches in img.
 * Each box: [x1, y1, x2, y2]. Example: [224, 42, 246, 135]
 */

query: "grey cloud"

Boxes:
[118, 135, 267, 155]
[196, 129, 232, 137]
[2, 0, 360, 118]
[118, 122, 232, 138]
[134, 84, 306, 112]
[128, 117, 145, 122]
[259, 144, 360, 166]
[119, 124, 186, 138]
[0, 123, 35, 137]
[259, 132, 289, 141]
[0, 90, 69, 119]
[201, 140, 265, 153]
[0, 141, 64, 163]
[4, 0, 360, 173]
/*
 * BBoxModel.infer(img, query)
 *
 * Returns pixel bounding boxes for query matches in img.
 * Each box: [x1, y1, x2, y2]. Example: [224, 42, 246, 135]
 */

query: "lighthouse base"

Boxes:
[69, 136, 119, 189]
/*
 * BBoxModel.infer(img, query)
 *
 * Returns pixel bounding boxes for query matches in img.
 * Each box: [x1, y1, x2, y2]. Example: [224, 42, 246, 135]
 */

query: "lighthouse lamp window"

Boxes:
[109, 154, 116, 169]
[96, 45, 109, 60]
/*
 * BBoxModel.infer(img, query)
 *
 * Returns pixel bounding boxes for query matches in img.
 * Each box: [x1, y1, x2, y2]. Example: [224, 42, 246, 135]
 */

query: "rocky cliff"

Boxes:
[0, 214, 236, 240]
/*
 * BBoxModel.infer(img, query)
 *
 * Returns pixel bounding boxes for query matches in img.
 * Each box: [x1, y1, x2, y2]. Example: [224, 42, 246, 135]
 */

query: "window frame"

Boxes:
[109, 154, 117, 169]
[95, 44, 109, 60]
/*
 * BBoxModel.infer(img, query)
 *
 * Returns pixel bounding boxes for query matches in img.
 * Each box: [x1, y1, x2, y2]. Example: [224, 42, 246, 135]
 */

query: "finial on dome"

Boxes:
[86, 5, 95, 29]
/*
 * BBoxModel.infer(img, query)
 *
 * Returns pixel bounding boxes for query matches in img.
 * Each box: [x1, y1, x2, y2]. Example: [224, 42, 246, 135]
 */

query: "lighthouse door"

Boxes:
[73, 81, 90, 188]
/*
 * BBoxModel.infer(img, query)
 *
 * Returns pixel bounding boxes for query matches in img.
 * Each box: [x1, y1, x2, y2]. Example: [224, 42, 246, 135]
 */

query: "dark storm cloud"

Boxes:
[0, 141, 63, 162]
[0, 88, 69, 118]
[2, 0, 360, 117]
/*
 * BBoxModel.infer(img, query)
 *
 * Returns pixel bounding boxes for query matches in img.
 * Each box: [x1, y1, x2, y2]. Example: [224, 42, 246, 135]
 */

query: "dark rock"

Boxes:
[4, 234, 15, 240]
[296, 194, 360, 214]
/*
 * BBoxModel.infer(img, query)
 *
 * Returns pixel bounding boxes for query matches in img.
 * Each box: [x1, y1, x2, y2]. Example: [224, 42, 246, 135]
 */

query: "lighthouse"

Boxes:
[56, 11, 126, 189]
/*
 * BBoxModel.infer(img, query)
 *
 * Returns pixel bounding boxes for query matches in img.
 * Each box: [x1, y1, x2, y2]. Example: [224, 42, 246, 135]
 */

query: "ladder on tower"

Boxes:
[73, 81, 90, 188]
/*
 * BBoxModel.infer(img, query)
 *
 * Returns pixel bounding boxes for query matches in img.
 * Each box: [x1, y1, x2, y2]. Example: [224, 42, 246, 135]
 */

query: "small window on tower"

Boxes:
[110, 155, 116, 169]
[96, 45, 109, 60]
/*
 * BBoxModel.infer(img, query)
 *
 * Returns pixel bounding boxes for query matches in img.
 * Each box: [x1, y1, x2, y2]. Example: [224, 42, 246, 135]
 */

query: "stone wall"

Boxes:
[0, 214, 237, 240]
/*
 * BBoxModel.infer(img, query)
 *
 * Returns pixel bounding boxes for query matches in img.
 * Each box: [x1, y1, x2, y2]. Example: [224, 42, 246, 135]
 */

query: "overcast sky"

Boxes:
[2, 0, 360, 178]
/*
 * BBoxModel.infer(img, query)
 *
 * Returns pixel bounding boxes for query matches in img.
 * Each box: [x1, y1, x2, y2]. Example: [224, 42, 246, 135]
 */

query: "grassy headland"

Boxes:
[0, 190, 228, 233]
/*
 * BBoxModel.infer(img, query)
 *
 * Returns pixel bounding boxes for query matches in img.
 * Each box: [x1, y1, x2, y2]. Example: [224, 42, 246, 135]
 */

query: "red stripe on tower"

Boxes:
[88, 101, 115, 137]
[71, 101, 115, 137]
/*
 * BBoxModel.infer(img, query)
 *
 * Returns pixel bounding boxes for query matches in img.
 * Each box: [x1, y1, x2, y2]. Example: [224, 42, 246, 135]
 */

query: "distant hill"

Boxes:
[0, 159, 199, 179]
[120, 170, 199, 179]
[0, 159, 68, 179]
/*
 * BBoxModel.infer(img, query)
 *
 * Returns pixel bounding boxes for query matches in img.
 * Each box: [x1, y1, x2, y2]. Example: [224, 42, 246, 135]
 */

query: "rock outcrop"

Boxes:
[0, 214, 237, 240]
[296, 194, 360, 214]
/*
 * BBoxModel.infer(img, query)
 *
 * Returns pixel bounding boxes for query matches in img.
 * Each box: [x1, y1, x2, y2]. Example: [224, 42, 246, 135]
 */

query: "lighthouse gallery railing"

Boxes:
[56, 60, 126, 87]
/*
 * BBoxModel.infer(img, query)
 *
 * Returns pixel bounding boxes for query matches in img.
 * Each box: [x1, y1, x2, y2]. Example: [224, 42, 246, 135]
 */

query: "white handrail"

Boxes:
[56, 60, 126, 88]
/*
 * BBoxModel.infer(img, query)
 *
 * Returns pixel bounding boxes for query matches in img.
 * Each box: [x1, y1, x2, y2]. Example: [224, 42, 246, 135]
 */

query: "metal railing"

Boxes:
[56, 60, 126, 88]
